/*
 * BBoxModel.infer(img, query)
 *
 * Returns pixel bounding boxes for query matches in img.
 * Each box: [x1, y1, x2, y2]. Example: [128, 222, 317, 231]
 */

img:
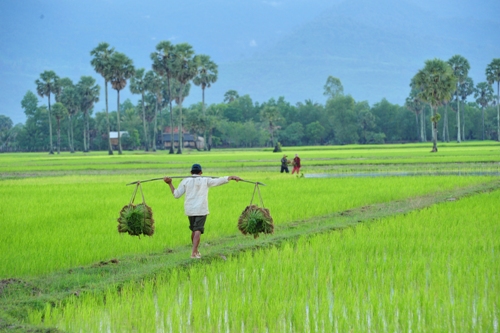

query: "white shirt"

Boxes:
[173, 175, 229, 216]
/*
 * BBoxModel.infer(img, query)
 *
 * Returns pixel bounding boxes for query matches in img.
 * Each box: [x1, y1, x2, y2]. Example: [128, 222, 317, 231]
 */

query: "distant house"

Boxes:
[162, 127, 204, 150]
[109, 131, 128, 147]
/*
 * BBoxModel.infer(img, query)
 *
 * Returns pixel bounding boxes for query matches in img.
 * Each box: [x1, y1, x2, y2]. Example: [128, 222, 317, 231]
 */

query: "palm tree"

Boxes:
[474, 82, 494, 140]
[405, 89, 424, 141]
[51, 102, 68, 154]
[457, 76, 475, 141]
[486, 58, 500, 141]
[35, 70, 60, 154]
[129, 68, 150, 151]
[447, 55, 470, 143]
[171, 43, 198, 154]
[260, 105, 282, 148]
[412, 59, 457, 152]
[151, 41, 176, 154]
[144, 70, 164, 152]
[90, 42, 115, 155]
[323, 76, 344, 99]
[108, 52, 135, 154]
[77, 76, 100, 153]
[223, 90, 239, 103]
[193, 54, 218, 150]
[57, 78, 79, 153]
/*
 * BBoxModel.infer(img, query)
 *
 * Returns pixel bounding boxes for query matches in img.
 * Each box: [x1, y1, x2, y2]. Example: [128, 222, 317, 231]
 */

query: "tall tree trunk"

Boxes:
[153, 99, 158, 152]
[176, 87, 184, 154]
[47, 96, 54, 154]
[67, 115, 73, 153]
[462, 103, 466, 141]
[117, 90, 123, 154]
[57, 119, 62, 154]
[482, 107, 485, 140]
[415, 111, 419, 141]
[167, 78, 174, 154]
[105, 81, 113, 155]
[86, 112, 91, 152]
[497, 82, 500, 141]
[456, 91, 461, 143]
[202, 87, 207, 151]
[83, 111, 88, 152]
[141, 91, 149, 152]
[431, 107, 438, 152]
[442, 105, 448, 142]
[420, 109, 425, 142]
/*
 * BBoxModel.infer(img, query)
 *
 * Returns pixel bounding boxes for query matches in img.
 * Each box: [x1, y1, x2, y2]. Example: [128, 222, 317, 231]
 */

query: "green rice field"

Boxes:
[0, 142, 499, 332]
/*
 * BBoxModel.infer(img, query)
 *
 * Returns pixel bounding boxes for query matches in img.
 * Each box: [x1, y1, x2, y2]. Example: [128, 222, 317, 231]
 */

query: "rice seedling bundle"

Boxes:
[117, 203, 154, 237]
[117, 183, 154, 237]
[237, 183, 274, 238]
[238, 204, 274, 238]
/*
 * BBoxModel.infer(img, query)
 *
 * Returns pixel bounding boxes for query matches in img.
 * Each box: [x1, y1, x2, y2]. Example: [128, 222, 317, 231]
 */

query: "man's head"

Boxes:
[283, 154, 287, 158]
[191, 163, 202, 175]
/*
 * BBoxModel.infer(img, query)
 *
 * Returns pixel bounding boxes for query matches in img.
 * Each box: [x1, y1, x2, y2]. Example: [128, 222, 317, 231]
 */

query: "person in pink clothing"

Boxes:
[164, 163, 241, 259]
[291, 154, 301, 174]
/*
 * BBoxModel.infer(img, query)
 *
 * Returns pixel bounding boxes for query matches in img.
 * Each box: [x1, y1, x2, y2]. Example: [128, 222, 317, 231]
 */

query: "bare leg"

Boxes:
[191, 230, 201, 258]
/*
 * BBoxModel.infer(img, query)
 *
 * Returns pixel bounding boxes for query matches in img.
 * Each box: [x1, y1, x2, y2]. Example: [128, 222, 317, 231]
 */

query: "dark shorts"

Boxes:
[188, 215, 207, 234]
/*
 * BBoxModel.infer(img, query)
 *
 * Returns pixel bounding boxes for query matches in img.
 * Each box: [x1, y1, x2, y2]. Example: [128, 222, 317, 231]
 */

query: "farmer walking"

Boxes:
[164, 163, 241, 259]
[291, 154, 301, 174]
[280, 154, 289, 173]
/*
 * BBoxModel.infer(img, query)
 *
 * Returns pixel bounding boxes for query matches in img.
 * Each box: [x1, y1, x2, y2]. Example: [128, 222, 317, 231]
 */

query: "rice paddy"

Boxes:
[0, 142, 499, 332]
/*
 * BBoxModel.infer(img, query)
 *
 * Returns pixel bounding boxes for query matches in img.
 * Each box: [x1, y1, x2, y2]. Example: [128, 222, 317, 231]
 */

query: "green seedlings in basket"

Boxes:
[238, 205, 274, 238]
[117, 203, 154, 237]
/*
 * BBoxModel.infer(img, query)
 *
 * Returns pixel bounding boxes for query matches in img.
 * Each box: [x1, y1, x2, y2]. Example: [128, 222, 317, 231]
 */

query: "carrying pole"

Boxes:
[126, 176, 266, 186]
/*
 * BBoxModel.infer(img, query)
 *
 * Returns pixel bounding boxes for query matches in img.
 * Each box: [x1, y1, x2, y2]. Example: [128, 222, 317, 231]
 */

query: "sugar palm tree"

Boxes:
[457, 76, 475, 141]
[151, 41, 176, 154]
[260, 105, 282, 148]
[77, 76, 100, 152]
[405, 88, 424, 141]
[412, 59, 457, 152]
[171, 43, 197, 154]
[51, 102, 68, 154]
[90, 42, 115, 155]
[193, 54, 218, 150]
[474, 82, 494, 140]
[129, 68, 150, 151]
[223, 90, 239, 103]
[447, 55, 470, 143]
[57, 78, 79, 153]
[108, 52, 135, 154]
[144, 70, 163, 152]
[35, 70, 60, 154]
[486, 58, 500, 141]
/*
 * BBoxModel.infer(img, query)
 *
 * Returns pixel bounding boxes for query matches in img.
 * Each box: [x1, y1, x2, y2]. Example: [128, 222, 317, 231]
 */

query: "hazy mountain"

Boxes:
[1, 0, 498, 124]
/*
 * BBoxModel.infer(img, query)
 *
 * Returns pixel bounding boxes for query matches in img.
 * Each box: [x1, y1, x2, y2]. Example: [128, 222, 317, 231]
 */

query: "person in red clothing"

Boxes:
[291, 154, 301, 174]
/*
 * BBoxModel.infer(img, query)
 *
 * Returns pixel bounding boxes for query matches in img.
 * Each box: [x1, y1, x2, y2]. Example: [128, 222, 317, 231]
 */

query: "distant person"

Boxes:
[164, 164, 241, 259]
[280, 154, 289, 173]
[291, 154, 301, 174]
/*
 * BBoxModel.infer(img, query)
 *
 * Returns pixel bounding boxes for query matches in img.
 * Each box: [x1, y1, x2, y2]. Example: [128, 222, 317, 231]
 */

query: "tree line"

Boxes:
[0, 47, 499, 153]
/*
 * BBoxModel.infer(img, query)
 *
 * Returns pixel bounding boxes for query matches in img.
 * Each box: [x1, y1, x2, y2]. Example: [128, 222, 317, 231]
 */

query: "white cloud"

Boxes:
[249, 40, 258, 47]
